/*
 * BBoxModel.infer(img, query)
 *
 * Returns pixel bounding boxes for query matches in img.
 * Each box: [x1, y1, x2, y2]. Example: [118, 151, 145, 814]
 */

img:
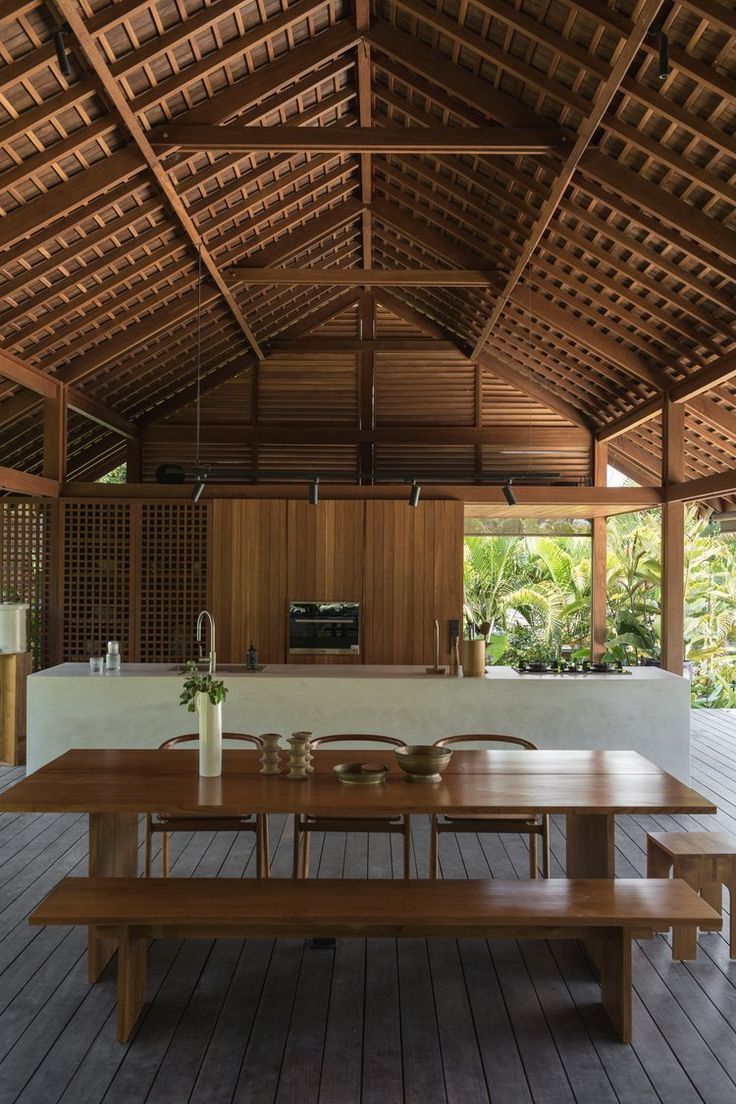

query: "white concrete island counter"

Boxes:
[27, 663, 691, 781]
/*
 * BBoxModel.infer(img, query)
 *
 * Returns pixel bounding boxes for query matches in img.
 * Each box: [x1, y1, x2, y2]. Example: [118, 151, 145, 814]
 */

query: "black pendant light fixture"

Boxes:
[191, 245, 208, 503]
[408, 480, 421, 507]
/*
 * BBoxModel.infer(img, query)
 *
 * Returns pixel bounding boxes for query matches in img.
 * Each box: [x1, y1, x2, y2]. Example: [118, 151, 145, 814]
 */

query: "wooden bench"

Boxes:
[29, 877, 721, 1044]
[647, 830, 736, 959]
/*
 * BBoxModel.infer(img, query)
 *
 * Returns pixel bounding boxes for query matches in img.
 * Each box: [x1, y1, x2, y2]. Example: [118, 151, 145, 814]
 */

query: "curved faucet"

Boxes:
[196, 610, 217, 675]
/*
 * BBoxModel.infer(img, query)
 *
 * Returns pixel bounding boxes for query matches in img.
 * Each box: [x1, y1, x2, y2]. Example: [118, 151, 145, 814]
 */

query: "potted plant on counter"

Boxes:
[180, 662, 229, 777]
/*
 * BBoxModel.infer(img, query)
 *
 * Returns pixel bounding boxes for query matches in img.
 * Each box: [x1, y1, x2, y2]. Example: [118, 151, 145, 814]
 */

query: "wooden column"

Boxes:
[591, 440, 608, 661]
[0, 652, 32, 765]
[661, 399, 685, 674]
[358, 291, 375, 483]
[43, 387, 67, 482]
[125, 437, 142, 482]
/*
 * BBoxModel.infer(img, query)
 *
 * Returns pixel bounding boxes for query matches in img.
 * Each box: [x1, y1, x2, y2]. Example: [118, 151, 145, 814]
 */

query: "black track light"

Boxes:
[408, 480, 421, 508]
[502, 479, 517, 507]
[53, 25, 72, 78]
[309, 477, 319, 506]
[658, 31, 670, 80]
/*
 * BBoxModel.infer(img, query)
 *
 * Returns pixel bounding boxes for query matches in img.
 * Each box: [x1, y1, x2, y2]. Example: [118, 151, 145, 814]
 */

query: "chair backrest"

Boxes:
[309, 733, 406, 749]
[433, 733, 538, 750]
[158, 732, 263, 750]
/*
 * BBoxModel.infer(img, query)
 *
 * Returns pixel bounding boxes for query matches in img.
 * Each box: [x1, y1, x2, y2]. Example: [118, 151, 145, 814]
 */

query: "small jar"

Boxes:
[106, 640, 121, 672]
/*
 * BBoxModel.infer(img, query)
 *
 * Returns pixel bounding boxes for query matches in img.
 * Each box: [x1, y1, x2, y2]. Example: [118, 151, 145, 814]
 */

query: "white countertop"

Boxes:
[32, 662, 681, 682]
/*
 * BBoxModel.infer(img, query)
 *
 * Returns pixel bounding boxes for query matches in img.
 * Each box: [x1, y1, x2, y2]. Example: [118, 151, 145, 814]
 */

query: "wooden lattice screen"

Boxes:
[60, 502, 209, 664]
[62, 502, 135, 662]
[139, 504, 208, 664]
[0, 501, 52, 669]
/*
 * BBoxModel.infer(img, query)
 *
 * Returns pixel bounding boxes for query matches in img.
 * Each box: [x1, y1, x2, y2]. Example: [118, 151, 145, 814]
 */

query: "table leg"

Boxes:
[88, 812, 139, 982]
[566, 813, 615, 878]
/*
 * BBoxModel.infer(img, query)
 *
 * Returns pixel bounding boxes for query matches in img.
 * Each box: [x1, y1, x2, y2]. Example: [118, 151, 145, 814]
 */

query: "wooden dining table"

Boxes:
[0, 747, 716, 980]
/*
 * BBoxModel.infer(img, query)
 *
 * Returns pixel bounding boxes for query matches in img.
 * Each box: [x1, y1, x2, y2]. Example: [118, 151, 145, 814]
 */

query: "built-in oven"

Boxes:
[288, 601, 360, 655]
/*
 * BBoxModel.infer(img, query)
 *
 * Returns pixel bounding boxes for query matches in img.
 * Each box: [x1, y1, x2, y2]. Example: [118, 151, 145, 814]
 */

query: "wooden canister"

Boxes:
[462, 638, 486, 678]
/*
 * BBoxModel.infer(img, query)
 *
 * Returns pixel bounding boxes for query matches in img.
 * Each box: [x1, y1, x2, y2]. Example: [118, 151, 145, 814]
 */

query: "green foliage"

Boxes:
[179, 661, 229, 712]
[97, 463, 127, 484]
[463, 507, 736, 707]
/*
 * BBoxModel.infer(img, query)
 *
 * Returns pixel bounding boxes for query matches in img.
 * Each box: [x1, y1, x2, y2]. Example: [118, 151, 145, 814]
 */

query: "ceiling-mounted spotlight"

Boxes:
[408, 480, 421, 508]
[657, 31, 670, 80]
[53, 23, 72, 78]
[309, 477, 319, 506]
[502, 479, 517, 507]
[192, 470, 207, 503]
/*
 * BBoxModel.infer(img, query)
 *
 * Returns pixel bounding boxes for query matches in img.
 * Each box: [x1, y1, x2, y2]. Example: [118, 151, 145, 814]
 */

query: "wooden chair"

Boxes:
[430, 734, 551, 879]
[293, 734, 410, 879]
[144, 733, 269, 878]
[647, 830, 736, 959]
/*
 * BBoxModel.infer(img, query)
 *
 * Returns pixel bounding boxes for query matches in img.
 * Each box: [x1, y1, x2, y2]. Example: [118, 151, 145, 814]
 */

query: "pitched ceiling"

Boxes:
[0, 0, 734, 491]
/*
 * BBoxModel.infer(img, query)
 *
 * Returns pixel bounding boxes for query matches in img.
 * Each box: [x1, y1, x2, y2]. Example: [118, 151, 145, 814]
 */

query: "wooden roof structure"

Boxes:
[0, 0, 735, 503]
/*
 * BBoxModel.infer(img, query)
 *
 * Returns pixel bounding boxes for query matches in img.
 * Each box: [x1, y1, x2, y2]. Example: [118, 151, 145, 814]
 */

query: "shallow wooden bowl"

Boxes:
[334, 762, 389, 785]
[394, 745, 453, 782]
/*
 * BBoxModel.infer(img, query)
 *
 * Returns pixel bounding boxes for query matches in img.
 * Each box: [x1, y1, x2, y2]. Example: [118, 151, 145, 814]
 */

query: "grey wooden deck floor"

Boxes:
[2, 713, 736, 1104]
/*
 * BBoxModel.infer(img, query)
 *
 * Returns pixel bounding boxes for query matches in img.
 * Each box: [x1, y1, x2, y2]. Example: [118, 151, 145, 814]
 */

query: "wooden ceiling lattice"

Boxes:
[0, 0, 734, 492]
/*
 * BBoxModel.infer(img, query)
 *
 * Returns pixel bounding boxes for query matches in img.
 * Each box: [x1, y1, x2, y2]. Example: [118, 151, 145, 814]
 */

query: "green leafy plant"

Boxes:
[179, 661, 229, 712]
[463, 506, 736, 707]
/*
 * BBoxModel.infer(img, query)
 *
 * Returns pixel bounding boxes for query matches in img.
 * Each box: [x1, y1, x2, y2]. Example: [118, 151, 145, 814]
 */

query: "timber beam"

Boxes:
[143, 424, 591, 448]
[228, 269, 501, 286]
[149, 124, 568, 154]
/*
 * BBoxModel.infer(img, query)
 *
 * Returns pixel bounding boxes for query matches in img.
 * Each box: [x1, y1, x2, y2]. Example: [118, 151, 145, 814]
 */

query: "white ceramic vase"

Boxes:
[196, 691, 222, 777]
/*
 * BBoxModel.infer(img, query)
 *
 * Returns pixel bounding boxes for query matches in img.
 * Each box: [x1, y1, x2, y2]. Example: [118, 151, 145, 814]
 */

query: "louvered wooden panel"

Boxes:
[481, 444, 589, 482]
[374, 445, 476, 479]
[0, 500, 52, 669]
[375, 304, 427, 336]
[61, 502, 135, 662]
[310, 303, 359, 336]
[166, 369, 253, 426]
[258, 354, 358, 423]
[481, 376, 573, 427]
[363, 500, 463, 665]
[139, 504, 208, 664]
[142, 441, 254, 481]
[375, 352, 475, 425]
[257, 444, 358, 478]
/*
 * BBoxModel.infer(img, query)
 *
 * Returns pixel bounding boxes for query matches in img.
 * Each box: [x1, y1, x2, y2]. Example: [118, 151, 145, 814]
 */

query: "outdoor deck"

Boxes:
[1, 713, 736, 1104]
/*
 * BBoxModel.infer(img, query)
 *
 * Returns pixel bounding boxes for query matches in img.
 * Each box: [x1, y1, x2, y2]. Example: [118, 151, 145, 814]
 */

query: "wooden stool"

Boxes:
[646, 831, 736, 960]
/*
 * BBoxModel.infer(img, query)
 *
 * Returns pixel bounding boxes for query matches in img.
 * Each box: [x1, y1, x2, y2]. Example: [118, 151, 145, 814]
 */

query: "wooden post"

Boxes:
[43, 387, 67, 482]
[661, 399, 685, 675]
[125, 437, 142, 483]
[591, 440, 608, 661]
[0, 652, 32, 765]
[358, 291, 375, 484]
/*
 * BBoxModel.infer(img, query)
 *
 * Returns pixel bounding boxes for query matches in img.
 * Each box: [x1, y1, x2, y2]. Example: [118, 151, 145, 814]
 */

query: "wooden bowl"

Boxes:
[394, 745, 453, 782]
[334, 762, 389, 786]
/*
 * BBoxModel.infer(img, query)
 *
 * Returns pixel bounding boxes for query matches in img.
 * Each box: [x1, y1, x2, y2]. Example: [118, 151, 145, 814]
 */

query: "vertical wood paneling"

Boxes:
[287, 500, 365, 663]
[209, 500, 287, 664]
[363, 500, 463, 665]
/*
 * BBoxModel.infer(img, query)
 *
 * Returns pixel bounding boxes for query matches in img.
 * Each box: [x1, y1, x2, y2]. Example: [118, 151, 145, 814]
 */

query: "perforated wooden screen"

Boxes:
[60, 502, 209, 664]
[139, 504, 208, 664]
[0, 501, 52, 669]
[62, 502, 135, 662]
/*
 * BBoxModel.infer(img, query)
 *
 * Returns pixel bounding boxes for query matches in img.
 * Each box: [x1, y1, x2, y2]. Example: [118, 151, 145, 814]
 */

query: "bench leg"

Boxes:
[429, 817, 439, 880]
[596, 928, 632, 1044]
[88, 812, 139, 983]
[117, 928, 147, 1043]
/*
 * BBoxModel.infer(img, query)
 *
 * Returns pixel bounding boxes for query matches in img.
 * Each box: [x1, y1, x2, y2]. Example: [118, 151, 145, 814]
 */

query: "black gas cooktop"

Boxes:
[513, 661, 630, 675]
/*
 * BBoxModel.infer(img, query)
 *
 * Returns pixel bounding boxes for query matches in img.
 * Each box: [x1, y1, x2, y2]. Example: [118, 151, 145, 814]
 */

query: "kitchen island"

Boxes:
[26, 663, 691, 780]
